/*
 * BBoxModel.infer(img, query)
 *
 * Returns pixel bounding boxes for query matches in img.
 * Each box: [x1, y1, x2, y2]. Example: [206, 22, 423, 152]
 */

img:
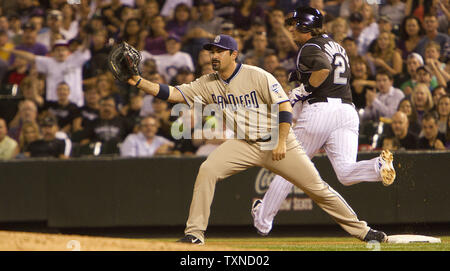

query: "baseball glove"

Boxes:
[107, 42, 142, 82]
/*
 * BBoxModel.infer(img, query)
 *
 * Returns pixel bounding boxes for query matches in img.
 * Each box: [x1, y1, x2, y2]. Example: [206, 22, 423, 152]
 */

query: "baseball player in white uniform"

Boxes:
[251, 7, 396, 236]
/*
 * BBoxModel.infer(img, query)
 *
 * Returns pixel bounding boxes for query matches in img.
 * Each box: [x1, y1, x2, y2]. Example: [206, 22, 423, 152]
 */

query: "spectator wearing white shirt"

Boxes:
[59, 2, 79, 41]
[363, 70, 405, 122]
[38, 40, 90, 107]
[37, 10, 65, 51]
[172, 66, 195, 85]
[0, 118, 19, 160]
[120, 115, 174, 157]
[5, 39, 91, 107]
[348, 12, 379, 56]
[160, 0, 193, 19]
[379, 0, 406, 28]
[141, 34, 194, 83]
[361, 3, 379, 31]
[339, 0, 364, 19]
[139, 72, 167, 118]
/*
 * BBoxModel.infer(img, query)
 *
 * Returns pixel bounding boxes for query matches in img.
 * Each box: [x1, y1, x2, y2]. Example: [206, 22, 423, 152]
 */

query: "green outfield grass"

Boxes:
[154, 236, 450, 251]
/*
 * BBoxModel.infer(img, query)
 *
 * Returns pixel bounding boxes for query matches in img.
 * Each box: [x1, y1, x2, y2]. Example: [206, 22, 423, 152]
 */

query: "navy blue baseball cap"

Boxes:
[203, 35, 238, 51]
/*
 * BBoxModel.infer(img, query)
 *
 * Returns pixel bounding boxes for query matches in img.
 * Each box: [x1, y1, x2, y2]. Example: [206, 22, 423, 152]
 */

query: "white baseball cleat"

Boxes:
[251, 199, 269, 236]
[379, 150, 396, 186]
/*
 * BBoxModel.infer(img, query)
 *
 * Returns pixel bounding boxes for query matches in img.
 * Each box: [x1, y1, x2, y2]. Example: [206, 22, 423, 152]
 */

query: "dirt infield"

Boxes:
[2, 230, 448, 251]
[0, 231, 236, 251]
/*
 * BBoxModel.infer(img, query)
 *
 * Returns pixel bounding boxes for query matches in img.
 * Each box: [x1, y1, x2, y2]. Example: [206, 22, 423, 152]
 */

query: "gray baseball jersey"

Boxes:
[174, 61, 371, 243]
[175, 63, 298, 149]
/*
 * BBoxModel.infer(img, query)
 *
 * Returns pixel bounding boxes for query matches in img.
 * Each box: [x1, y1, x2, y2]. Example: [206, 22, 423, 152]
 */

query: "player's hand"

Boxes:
[289, 84, 310, 106]
[128, 75, 141, 86]
[272, 141, 287, 161]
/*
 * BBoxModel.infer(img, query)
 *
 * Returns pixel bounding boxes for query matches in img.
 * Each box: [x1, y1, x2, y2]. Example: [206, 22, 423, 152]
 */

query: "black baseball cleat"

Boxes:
[176, 235, 204, 245]
[364, 229, 388, 243]
[251, 199, 262, 219]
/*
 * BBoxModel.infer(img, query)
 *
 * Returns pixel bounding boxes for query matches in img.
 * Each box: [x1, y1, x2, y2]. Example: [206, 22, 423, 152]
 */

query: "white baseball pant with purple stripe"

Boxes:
[253, 98, 382, 234]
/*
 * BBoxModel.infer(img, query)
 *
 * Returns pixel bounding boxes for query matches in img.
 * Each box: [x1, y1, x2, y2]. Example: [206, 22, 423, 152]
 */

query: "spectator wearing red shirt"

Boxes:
[3, 54, 29, 85]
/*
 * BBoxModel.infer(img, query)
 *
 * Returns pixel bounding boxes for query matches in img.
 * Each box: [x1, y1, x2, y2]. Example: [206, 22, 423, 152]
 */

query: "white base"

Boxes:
[387, 235, 441, 244]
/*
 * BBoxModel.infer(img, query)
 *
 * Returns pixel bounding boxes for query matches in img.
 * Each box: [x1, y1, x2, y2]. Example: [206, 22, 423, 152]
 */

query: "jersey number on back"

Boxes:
[333, 55, 347, 85]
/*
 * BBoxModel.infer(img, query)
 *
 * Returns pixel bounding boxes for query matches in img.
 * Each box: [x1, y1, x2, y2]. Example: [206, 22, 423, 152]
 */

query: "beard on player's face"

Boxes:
[210, 48, 234, 72]
[212, 56, 231, 72]
[211, 59, 221, 71]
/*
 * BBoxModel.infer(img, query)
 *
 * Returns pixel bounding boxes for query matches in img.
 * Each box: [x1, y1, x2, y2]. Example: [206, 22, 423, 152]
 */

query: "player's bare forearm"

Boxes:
[272, 122, 290, 161]
[278, 122, 291, 144]
[128, 75, 186, 104]
[273, 101, 292, 161]
[309, 69, 330, 87]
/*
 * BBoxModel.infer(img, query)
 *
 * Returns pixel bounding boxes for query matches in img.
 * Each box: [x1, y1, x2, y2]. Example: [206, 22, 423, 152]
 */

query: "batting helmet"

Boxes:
[286, 7, 323, 33]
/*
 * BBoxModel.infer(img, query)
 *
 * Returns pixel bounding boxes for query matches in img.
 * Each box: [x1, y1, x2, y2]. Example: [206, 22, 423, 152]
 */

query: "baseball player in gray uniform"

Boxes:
[126, 34, 387, 245]
[251, 7, 396, 236]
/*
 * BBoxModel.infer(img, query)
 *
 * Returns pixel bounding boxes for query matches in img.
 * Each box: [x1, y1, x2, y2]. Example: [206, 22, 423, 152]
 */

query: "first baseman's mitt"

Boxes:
[107, 42, 142, 82]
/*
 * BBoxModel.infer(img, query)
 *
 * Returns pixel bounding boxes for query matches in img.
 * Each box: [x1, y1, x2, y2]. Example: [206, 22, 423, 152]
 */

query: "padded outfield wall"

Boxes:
[0, 151, 449, 228]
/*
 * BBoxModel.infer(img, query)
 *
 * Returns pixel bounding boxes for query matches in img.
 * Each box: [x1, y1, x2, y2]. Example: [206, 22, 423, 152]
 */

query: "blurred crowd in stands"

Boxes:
[0, 0, 449, 160]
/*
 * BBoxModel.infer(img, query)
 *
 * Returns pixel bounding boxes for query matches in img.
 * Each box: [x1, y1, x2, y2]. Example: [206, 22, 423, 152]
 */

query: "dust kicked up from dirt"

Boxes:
[0, 231, 236, 251]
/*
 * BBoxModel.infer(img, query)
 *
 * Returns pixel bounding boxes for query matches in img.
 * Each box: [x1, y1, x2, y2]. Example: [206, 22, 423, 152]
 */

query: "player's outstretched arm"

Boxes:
[128, 75, 186, 104]
[108, 42, 186, 105]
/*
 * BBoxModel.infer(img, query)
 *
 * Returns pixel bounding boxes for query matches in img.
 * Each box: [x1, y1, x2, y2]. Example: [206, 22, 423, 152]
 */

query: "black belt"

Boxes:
[246, 136, 272, 144]
[307, 97, 352, 105]
[256, 136, 271, 142]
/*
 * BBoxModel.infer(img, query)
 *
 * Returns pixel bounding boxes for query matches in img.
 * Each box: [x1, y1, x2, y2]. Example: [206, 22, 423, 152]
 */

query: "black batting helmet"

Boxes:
[286, 7, 323, 33]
